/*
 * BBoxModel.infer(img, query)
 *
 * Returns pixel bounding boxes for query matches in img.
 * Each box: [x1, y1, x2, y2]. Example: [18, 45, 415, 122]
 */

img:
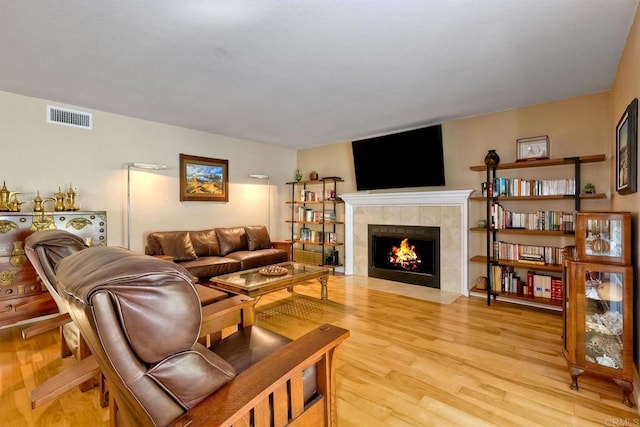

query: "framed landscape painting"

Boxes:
[179, 154, 229, 202]
[616, 98, 638, 195]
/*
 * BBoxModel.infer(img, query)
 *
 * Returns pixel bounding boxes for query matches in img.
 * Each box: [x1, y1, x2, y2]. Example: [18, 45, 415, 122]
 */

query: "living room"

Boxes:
[2, 1, 640, 425]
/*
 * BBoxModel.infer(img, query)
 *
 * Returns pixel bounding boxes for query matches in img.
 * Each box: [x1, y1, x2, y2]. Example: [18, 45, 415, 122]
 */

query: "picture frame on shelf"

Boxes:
[615, 98, 638, 195]
[516, 135, 550, 161]
[179, 153, 229, 202]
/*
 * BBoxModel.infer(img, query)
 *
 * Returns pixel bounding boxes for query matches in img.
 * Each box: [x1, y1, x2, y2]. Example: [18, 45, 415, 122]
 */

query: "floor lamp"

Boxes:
[127, 162, 167, 249]
[249, 174, 270, 233]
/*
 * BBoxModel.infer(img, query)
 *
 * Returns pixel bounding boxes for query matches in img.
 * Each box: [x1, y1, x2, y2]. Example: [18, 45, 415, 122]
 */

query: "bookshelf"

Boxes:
[469, 154, 607, 310]
[285, 177, 344, 268]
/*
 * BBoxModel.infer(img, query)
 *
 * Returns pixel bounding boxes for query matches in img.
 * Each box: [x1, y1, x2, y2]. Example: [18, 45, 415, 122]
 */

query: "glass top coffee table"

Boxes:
[208, 262, 331, 300]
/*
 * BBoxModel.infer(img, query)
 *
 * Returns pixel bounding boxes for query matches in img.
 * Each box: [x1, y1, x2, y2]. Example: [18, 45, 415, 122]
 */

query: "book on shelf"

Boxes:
[533, 275, 544, 298]
[551, 277, 563, 301]
[542, 275, 552, 299]
[526, 271, 534, 297]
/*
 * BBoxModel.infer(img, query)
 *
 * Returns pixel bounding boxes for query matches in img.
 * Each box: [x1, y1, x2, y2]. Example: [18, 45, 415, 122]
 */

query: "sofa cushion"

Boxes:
[244, 226, 272, 251]
[224, 249, 289, 270]
[215, 227, 248, 256]
[179, 256, 241, 280]
[189, 230, 221, 257]
[154, 232, 197, 261]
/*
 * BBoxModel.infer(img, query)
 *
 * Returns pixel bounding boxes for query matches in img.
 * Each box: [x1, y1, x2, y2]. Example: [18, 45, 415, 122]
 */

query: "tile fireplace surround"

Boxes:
[340, 190, 473, 296]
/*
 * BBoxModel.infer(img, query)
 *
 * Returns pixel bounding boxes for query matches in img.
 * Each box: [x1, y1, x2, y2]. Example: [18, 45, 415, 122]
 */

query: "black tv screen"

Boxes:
[352, 124, 445, 191]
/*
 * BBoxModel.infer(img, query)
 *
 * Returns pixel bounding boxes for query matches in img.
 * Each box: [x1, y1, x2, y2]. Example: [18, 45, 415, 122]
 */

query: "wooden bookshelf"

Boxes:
[469, 153, 606, 310]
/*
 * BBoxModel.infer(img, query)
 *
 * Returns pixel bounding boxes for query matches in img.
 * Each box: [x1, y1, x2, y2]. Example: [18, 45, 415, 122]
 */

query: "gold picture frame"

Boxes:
[179, 154, 229, 202]
[516, 135, 550, 162]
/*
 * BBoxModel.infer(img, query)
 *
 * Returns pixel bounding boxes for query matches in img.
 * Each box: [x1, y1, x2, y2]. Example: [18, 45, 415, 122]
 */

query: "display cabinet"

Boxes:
[0, 211, 107, 327]
[574, 211, 631, 265]
[562, 211, 633, 407]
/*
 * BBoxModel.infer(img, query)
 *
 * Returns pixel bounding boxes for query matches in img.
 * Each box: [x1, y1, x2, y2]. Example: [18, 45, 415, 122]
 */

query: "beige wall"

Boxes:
[611, 2, 640, 380]
[611, 1, 640, 273]
[0, 91, 297, 252]
[298, 91, 613, 285]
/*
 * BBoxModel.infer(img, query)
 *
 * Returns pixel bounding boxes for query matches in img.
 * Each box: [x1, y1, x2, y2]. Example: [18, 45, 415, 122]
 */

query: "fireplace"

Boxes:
[368, 224, 440, 288]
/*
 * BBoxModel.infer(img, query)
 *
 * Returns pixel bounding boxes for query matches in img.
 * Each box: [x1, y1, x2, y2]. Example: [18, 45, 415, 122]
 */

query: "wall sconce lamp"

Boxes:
[249, 174, 270, 233]
[127, 162, 167, 249]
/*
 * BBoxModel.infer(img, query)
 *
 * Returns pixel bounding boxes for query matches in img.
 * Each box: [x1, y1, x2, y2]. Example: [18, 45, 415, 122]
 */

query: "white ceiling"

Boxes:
[1, 1, 638, 149]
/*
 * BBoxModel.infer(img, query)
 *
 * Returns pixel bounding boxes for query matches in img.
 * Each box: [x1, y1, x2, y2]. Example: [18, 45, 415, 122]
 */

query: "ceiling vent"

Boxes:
[47, 105, 92, 129]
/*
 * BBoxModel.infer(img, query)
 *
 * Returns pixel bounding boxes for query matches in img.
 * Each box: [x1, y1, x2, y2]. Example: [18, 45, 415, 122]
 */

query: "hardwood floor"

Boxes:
[1, 275, 637, 426]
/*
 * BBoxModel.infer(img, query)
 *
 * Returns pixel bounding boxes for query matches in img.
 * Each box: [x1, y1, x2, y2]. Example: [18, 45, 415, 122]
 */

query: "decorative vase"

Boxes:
[10, 241, 27, 267]
[309, 171, 319, 181]
[484, 150, 500, 167]
[295, 169, 303, 182]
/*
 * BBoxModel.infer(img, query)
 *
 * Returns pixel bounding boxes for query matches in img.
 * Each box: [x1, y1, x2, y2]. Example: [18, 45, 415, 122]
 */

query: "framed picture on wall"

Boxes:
[179, 153, 229, 202]
[616, 98, 638, 195]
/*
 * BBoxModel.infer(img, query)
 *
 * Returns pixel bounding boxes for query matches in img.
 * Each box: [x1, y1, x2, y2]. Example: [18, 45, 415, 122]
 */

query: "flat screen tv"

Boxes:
[352, 124, 445, 191]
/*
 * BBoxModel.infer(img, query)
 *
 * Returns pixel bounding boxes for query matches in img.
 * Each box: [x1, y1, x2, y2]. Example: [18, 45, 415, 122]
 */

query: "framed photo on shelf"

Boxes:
[616, 98, 638, 195]
[179, 153, 229, 202]
[516, 135, 550, 161]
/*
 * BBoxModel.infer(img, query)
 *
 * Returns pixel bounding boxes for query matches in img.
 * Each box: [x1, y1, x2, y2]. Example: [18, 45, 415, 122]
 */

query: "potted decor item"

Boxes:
[309, 171, 319, 181]
[484, 149, 500, 167]
[584, 183, 595, 194]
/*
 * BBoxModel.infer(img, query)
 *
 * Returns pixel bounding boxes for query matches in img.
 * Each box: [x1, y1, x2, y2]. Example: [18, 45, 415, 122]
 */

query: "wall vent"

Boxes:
[47, 105, 92, 129]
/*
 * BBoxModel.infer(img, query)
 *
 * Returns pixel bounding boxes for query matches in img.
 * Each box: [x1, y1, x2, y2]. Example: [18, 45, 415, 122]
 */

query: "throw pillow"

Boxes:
[245, 225, 271, 251]
[189, 230, 221, 257]
[215, 227, 248, 256]
[155, 232, 197, 261]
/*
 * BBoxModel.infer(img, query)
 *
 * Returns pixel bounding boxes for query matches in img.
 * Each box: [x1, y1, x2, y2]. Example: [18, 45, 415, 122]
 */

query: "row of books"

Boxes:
[490, 202, 575, 231]
[489, 266, 563, 301]
[296, 207, 337, 222]
[300, 189, 337, 202]
[298, 227, 337, 243]
[482, 177, 576, 197]
[493, 241, 564, 265]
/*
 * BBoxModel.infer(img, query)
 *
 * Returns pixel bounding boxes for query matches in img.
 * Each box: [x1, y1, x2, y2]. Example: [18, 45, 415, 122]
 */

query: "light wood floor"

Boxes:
[1, 275, 638, 426]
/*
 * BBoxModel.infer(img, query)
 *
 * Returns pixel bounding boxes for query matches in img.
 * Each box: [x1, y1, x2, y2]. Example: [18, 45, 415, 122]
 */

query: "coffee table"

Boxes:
[208, 262, 331, 300]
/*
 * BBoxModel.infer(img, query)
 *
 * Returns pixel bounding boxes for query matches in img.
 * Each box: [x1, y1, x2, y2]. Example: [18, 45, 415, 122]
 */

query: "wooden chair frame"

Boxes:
[30, 294, 349, 426]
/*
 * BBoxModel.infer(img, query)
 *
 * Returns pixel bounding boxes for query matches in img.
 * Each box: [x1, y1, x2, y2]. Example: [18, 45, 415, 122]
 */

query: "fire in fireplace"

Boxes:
[368, 224, 440, 288]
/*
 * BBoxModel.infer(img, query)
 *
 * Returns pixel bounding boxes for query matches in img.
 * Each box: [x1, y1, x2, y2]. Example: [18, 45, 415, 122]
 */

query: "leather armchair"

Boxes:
[55, 246, 349, 427]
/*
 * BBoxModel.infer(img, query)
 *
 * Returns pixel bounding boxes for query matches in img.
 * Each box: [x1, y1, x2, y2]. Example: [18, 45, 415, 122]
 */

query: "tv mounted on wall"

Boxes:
[352, 124, 445, 191]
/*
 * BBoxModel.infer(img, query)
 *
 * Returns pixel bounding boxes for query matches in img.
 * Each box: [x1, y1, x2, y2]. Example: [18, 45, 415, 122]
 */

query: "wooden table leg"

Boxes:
[318, 276, 328, 300]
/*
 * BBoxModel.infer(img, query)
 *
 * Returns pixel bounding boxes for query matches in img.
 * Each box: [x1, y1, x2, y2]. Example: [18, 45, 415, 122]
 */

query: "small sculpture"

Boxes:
[65, 184, 80, 211]
[53, 187, 67, 211]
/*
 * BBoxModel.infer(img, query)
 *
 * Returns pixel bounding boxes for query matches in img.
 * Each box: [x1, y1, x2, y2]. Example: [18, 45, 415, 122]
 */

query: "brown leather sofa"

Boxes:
[145, 225, 291, 281]
[55, 246, 349, 426]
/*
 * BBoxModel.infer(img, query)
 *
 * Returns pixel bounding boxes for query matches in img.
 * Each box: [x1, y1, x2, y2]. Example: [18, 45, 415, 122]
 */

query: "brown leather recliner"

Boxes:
[56, 246, 349, 426]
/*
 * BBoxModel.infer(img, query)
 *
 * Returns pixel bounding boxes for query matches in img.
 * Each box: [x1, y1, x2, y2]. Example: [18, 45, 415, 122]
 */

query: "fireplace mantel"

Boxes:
[340, 190, 473, 296]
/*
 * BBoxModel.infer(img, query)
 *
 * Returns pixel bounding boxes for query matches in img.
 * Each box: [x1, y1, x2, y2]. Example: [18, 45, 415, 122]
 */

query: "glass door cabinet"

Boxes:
[562, 211, 633, 407]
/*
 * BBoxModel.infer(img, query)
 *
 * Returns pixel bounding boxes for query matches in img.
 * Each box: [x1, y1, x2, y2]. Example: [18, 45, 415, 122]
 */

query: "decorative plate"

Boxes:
[259, 265, 289, 276]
